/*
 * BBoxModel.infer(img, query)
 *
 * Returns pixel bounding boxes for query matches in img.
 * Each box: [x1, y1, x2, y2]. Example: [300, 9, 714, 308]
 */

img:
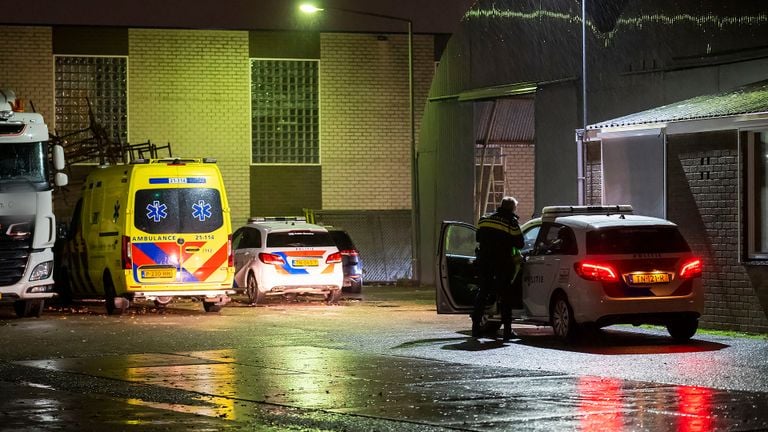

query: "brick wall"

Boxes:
[128, 29, 251, 227]
[667, 132, 768, 333]
[0, 26, 54, 128]
[320, 33, 434, 210]
[585, 141, 602, 205]
[501, 144, 535, 220]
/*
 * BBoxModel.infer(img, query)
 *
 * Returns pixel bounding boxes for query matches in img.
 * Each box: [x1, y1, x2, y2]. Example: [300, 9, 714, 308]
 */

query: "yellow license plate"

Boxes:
[627, 273, 670, 284]
[141, 268, 176, 279]
[293, 259, 318, 267]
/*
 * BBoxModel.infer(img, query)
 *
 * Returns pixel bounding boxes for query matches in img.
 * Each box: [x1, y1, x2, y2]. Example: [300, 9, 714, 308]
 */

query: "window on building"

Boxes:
[745, 129, 768, 259]
[250, 59, 319, 165]
[54, 56, 128, 148]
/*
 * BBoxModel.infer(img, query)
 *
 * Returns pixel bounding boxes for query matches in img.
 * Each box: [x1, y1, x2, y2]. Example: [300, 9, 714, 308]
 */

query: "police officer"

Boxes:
[473, 196, 524, 340]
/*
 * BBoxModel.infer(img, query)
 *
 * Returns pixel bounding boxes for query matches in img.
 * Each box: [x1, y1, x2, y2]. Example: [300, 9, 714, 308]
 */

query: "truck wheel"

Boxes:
[203, 301, 222, 313]
[104, 276, 128, 315]
[13, 299, 44, 318]
[56, 268, 73, 305]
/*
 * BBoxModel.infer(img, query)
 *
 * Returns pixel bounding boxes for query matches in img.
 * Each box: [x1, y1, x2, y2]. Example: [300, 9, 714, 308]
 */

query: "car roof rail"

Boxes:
[541, 205, 634, 217]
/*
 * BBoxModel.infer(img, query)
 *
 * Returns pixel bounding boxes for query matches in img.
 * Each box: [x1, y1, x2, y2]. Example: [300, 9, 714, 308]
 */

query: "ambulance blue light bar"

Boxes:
[149, 177, 207, 184]
[542, 205, 634, 217]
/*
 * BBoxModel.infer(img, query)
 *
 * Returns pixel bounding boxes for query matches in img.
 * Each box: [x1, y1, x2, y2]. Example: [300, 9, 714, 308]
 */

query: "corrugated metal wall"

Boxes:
[312, 210, 412, 282]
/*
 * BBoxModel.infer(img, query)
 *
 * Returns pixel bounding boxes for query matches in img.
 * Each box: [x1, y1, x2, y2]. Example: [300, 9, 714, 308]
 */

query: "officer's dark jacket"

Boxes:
[476, 208, 524, 264]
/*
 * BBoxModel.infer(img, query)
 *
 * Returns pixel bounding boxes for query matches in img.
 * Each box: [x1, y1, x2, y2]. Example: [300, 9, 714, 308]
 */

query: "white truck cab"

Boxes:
[0, 89, 67, 317]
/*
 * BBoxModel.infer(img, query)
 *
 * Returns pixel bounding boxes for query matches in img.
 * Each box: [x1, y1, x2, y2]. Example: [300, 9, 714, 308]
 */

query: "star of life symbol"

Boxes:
[146, 200, 168, 223]
[192, 200, 212, 222]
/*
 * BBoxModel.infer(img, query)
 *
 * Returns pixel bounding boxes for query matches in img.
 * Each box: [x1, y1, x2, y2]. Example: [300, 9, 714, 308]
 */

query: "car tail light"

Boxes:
[258, 252, 285, 265]
[574, 261, 619, 283]
[227, 234, 234, 267]
[326, 251, 342, 264]
[338, 249, 358, 256]
[679, 258, 702, 279]
[121, 236, 132, 270]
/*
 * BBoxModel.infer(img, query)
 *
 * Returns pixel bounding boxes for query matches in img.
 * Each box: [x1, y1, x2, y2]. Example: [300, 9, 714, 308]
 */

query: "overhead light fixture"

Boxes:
[299, 4, 323, 14]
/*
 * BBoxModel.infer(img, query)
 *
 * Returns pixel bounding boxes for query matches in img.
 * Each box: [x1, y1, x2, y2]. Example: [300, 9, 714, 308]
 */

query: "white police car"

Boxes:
[437, 205, 704, 342]
[232, 217, 343, 304]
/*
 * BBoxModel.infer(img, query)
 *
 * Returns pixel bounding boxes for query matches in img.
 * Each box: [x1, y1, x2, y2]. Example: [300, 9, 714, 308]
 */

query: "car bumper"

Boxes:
[261, 273, 342, 293]
[571, 279, 704, 324]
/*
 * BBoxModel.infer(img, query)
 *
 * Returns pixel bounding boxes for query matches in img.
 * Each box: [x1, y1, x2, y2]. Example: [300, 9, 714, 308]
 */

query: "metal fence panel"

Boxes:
[312, 210, 412, 283]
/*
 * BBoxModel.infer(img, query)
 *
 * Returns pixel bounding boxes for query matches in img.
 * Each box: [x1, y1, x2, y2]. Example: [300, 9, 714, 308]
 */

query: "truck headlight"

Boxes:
[29, 261, 53, 281]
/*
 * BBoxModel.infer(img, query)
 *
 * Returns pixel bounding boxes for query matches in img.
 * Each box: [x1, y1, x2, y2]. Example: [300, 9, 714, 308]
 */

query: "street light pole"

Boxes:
[299, 4, 419, 284]
[578, 0, 588, 205]
[406, 19, 419, 285]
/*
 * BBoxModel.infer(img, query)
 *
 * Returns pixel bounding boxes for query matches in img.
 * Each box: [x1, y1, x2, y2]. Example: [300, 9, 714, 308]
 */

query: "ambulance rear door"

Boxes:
[131, 178, 229, 286]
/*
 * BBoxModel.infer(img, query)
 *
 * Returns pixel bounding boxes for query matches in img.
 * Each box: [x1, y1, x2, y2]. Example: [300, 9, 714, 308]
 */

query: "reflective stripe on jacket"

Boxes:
[475, 209, 524, 265]
[477, 214, 522, 237]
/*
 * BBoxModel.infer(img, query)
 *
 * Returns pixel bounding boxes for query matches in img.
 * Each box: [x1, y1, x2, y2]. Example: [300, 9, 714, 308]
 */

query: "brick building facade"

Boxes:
[585, 89, 768, 333]
[0, 25, 435, 230]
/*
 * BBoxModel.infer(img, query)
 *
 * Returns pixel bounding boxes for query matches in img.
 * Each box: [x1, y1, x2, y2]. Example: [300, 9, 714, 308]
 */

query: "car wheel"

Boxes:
[203, 301, 221, 312]
[344, 280, 362, 294]
[327, 289, 342, 305]
[13, 299, 44, 318]
[666, 317, 698, 342]
[551, 294, 577, 341]
[203, 301, 222, 313]
[154, 296, 173, 308]
[246, 273, 265, 305]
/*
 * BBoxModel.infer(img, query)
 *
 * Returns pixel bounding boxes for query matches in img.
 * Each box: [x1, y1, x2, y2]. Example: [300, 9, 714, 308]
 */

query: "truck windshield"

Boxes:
[134, 188, 224, 234]
[0, 142, 48, 189]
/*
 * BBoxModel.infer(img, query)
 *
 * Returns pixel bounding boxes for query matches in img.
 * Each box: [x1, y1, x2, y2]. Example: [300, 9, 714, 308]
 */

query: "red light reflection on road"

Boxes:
[578, 377, 715, 432]
[677, 386, 712, 432]
[578, 376, 624, 431]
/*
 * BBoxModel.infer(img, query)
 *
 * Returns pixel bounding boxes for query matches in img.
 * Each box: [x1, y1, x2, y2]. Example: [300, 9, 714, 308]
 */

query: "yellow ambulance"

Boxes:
[59, 158, 235, 314]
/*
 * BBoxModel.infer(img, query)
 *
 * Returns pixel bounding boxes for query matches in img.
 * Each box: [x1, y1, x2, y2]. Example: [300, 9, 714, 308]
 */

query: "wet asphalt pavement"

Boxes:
[0, 286, 767, 431]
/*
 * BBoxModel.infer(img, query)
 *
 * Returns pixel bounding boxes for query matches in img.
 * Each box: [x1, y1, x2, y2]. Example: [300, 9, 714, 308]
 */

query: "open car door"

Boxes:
[436, 221, 479, 314]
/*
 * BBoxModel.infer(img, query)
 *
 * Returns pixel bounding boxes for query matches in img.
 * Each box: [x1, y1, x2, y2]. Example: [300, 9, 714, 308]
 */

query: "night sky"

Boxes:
[5, 0, 478, 34]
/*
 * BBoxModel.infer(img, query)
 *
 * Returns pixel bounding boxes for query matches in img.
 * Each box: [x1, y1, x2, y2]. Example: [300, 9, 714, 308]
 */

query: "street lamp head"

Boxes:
[299, 4, 323, 14]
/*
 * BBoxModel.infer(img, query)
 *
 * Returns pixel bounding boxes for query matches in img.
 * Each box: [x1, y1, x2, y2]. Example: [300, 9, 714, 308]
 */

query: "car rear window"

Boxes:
[329, 230, 356, 250]
[134, 188, 224, 234]
[267, 230, 335, 247]
[586, 226, 691, 254]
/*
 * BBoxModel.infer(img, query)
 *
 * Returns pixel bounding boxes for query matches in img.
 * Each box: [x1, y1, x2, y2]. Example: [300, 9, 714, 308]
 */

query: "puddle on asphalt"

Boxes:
[12, 347, 768, 431]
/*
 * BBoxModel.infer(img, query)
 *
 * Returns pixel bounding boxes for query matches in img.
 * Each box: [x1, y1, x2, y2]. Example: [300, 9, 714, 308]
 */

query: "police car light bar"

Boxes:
[248, 216, 307, 223]
[542, 205, 634, 217]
